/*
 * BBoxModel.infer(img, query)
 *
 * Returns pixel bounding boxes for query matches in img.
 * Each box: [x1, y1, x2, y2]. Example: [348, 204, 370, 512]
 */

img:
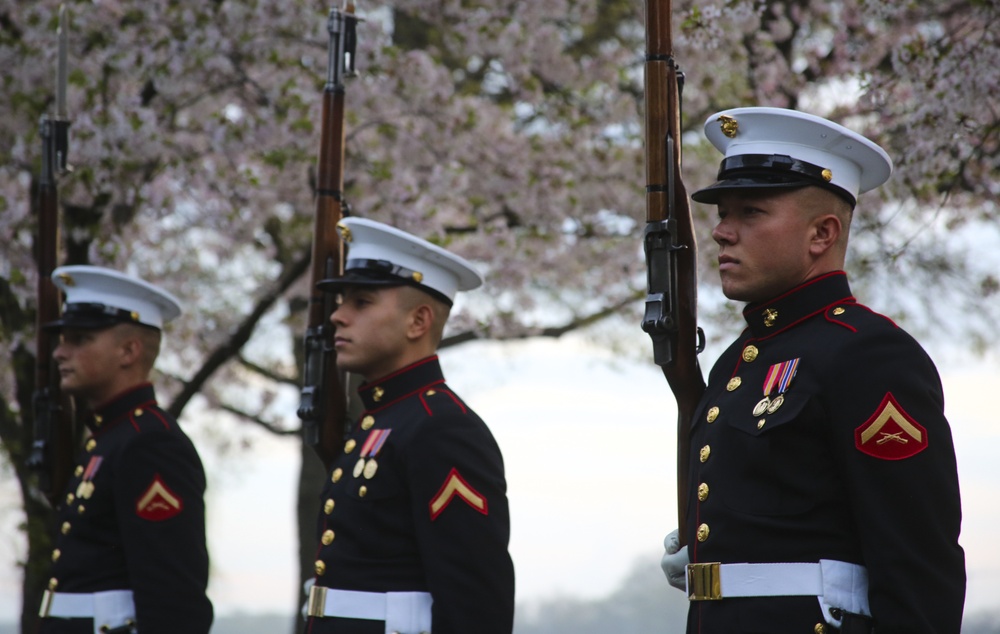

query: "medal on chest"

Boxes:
[353, 428, 391, 479]
[75, 455, 104, 499]
[753, 358, 800, 417]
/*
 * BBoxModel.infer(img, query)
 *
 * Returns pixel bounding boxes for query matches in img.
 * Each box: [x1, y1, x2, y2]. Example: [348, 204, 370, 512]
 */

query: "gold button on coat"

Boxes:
[85, 439, 96, 451]
[61, 522, 71, 535]
[323, 499, 335, 515]
[52, 549, 61, 562]
[361, 415, 375, 430]
[322, 530, 335, 545]
[815, 624, 827, 634]
[726, 377, 741, 391]
[48, 578, 58, 591]
[706, 407, 719, 423]
[331, 468, 343, 483]
[66, 493, 75, 505]
[697, 483, 709, 502]
[77, 504, 85, 514]
[314, 560, 326, 576]
[742, 345, 759, 362]
[74, 465, 84, 477]
[358, 485, 368, 498]
[344, 439, 356, 454]
[696, 523, 710, 542]
[699, 445, 711, 462]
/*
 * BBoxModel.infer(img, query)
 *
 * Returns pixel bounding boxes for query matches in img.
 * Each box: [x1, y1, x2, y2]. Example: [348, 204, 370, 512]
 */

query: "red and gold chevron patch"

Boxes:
[855, 393, 928, 460]
[428, 468, 488, 521]
[136, 474, 183, 521]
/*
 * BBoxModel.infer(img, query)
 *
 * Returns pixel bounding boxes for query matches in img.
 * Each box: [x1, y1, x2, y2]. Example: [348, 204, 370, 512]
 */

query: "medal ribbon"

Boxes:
[360, 429, 391, 458]
[82, 455, 103, 480]
[763, 358, 800, 396]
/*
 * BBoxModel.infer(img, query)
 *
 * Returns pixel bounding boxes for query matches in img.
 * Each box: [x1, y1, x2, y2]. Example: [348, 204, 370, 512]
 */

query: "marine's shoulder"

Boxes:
[393, 385, 489, 435]
[819, 300, 900, 333]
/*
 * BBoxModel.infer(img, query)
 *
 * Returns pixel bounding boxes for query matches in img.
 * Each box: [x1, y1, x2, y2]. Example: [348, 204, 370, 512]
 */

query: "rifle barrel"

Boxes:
[642, 0, 705, 547]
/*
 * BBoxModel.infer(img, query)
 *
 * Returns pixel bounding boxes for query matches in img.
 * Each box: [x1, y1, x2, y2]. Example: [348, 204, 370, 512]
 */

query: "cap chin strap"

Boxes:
[339, 260, 454, 307]
[714, 154, 856, 207]
[346, 258, 423, 284]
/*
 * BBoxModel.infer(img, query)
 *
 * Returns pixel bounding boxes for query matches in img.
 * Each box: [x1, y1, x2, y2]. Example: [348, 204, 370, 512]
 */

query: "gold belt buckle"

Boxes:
[687, 562, 723, 601]
[306, 585, 328, 618]
[39, 589, 55, 617]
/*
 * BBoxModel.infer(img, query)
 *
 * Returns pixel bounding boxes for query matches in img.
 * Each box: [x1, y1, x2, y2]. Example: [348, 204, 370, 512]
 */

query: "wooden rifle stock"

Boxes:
[641, 0, 705, 547]
[298, 3, 359, 468]
[27, 5, 76, 505]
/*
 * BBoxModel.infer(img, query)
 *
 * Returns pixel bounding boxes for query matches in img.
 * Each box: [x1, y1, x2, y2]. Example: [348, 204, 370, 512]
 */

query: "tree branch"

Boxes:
[441, 289, 642, 349]
[237, 354, 298, 387]
[166, 249, 310, 418]
[217, 402, 300, 437]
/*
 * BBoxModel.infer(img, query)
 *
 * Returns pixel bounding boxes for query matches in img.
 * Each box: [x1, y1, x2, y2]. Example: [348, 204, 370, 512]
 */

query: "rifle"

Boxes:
[641, 0, 705, 547]
[27, 5, 76, 505]
[297, 2, 360, 468]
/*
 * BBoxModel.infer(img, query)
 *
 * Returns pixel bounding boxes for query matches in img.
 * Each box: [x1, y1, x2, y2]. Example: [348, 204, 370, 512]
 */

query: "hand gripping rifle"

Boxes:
[641, 0, 705, 546]
[26, 5, 76, 505]
[297, 2, 360, 468]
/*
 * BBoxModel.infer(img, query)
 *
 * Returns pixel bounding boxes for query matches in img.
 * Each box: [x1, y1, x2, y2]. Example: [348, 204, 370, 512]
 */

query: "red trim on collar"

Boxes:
[743, 271, 846, 317]
[365, 378, 447, 414]
[359, 356, 439, 391]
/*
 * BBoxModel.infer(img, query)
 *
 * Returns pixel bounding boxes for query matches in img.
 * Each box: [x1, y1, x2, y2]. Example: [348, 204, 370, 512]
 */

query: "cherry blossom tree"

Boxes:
[1, 0, 996, 630]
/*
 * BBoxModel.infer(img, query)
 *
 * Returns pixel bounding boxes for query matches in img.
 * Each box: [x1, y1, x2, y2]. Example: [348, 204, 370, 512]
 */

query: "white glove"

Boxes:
[660, 529, 688, 592]
[301, 577, 315, 620]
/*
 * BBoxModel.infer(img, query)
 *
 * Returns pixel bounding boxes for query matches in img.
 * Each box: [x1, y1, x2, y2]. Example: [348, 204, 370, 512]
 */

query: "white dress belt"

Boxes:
[39, 589, 134, 618]
[688, 561, 823, 598]
[39, 589, 136, 634]
[307, 585, 433, 634]
[686, 559, 871, 628]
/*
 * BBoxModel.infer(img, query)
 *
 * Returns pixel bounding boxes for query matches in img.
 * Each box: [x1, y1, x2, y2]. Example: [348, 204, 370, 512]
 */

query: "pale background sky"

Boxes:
[3, 331, 998, 623]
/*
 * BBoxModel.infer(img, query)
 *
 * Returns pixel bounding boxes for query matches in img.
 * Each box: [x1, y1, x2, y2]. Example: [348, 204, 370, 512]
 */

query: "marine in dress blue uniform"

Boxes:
[304, 218, 514, 634]
[37, 266, 212, 634]
[660, 108, 965, 633]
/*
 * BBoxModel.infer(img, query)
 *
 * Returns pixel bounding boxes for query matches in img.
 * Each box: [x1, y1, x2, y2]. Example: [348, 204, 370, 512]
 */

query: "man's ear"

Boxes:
[406, 303, 434, 341]
[809, 213, 842, 256]
[116, 332, 143, 369]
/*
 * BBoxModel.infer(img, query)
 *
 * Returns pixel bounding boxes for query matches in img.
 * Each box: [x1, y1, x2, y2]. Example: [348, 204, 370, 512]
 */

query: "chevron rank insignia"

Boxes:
[136, 474, 183, 521]
[855, 393, 929, 460]
[429, 468, 488, 520]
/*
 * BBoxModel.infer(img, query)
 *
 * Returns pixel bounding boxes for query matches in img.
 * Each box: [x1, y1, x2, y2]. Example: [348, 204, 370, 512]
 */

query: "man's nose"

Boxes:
[330, 304, 346, 326]
[712, 219, 734, 245]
